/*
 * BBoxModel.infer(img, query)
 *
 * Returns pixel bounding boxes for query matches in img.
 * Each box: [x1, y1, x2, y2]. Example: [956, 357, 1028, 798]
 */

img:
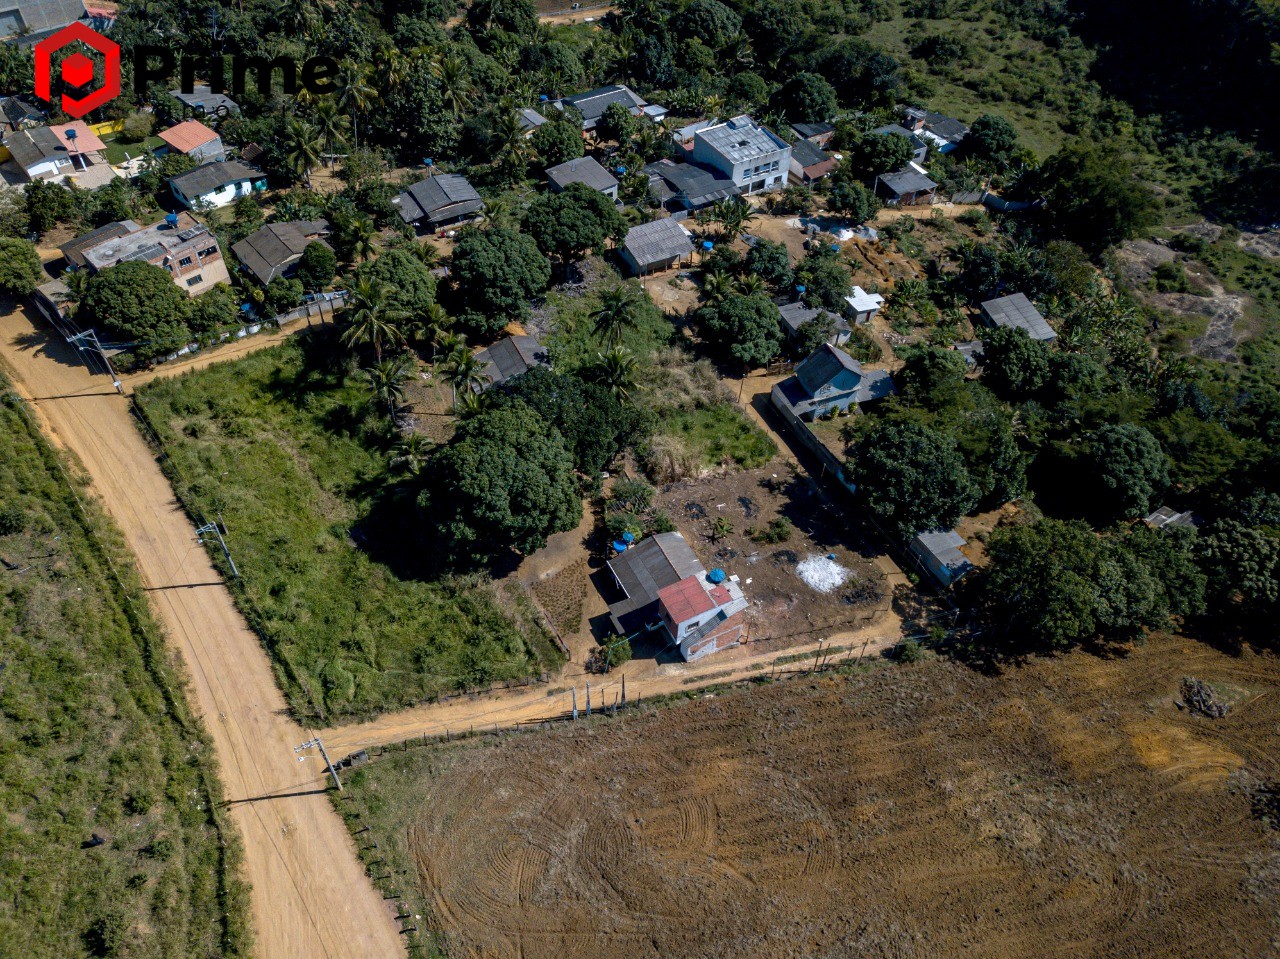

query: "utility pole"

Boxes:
[295, 738, 342, 791]
[69, 329, 123, 393]
[195, 518, 239, 579]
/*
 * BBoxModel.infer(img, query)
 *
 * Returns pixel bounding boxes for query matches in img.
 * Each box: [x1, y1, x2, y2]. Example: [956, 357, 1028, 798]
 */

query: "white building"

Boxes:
[844, 286, 885, 325]
[689, 115, 791, 195]
[169, 159, 267, 210]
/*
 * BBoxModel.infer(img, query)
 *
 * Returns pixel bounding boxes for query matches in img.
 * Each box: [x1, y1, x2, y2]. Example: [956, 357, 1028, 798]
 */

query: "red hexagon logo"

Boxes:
[34, 23, 121, 119]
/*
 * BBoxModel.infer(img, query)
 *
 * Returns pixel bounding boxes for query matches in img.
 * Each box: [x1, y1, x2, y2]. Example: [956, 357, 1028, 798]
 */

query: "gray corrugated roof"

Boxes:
[5, 125, 64, 168]
[608, 532, 703, 607]
[61, 220, 140, 268]
[391, 173, 483, 225]
[170, 86, 240, 115]
[910, 529, 973, 579]
[791, 122, 834, 140]
[474, 335, 548, 390]
[695, 115, 788, 164]
[545, 156, 618, 193]
[517, 107, 547, 132]
[622, 217, 693, 269]
[878, 169, 938, 196]
[981, 292, 1056, 341]
[643, 159, 739, 207]
[170, 159, 263, 198]
[796, 343, 862, 394]
[0, 0, 84, 39]
[231, 220, 330, 285]
[779, 301, 847, 335]
[871, 124, 928, 153]
[791, 138, 833, 169]
[559, 85, 645, 126]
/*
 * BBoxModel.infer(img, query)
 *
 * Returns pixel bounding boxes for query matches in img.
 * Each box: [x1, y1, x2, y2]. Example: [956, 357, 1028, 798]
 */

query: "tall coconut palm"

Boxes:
[340, 214, 379, 264]
[704, 93, 727, 124]
[391, 432, 434, 476]
[431, 54, 474, 116]
[340, 278, 407, 361]
[311, 98, 350, 169]
[442, 347, 490, 406]
[363, 355, 413, 421]
[284, 118, 323, 187]
[596, 346, 639, 400]
[492, 110, 529, 184]
[736, 273, 767, 296]
[413, 242, 440, 268]
[712, 197, 758, 242]
[335, 60, 377, 149]
[702, 270, 735, 305]
[592, 286, 640, 347]
[417, 302, 451, 357]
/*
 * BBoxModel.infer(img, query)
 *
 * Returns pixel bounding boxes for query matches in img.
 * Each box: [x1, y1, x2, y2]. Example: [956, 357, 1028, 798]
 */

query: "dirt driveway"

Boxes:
[0, 303, 405, 959]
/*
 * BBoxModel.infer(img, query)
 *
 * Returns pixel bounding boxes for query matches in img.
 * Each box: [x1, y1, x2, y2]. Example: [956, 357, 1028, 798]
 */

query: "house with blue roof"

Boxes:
[770, 344, 895, 424]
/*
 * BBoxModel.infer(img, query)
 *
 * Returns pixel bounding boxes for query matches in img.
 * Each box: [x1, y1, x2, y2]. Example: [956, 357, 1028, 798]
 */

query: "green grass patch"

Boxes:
[102, 135, 164, 165]
[0, 387, 250, 958]
[135, 338, 562, 722]
[656, 402, 777, 470]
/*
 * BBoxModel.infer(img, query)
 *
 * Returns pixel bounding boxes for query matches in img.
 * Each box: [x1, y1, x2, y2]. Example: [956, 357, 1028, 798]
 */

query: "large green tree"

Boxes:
[841, 131, 914, 181]
[1038, 141, 1155, 252]
[524, 183, 626, 265]
[422, 403, 582, 563]
[0, 237, 42, 296]
[769, 72, 839, 124]
[981, 325, 1052, 398]
[697, 293, 784, 368]
[82, 262, 191, 363]
[449, 226, 551, 337]
[848, 420, 980, 538]
[1088, 423, 1170, 519]
[532, 117, 585, 166]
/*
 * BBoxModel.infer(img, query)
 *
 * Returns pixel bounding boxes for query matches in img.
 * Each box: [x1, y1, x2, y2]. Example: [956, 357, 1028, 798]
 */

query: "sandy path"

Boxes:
[0, 303, 404, 959]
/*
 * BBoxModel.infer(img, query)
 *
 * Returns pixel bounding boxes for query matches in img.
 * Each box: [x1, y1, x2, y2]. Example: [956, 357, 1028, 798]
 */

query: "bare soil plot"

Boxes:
[652, 467, 891, 643]
[349, 633, 1280, 959]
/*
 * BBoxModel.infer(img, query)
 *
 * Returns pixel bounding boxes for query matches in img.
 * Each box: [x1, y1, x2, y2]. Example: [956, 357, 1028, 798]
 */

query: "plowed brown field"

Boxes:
[354, 634, 1280, 959]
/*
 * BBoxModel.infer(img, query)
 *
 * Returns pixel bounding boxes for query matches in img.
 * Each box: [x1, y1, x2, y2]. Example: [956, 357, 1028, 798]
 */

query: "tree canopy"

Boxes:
[524, 182, 626, 264]
[83, 262, 192, 363]
[421, 403, 582, 564]
[0, 237, 42, 296]
[449, 226, 551, 337]
[697, 293, 785, 368]
[1037, 142, 1156, 252]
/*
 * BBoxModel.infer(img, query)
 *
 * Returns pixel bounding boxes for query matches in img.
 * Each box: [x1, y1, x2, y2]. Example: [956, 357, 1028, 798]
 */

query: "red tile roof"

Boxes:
[50, 121, 106, 153]
[658, 575, 714, 626]
[709, 584, 732, 606]
[159, 120, 219, 154]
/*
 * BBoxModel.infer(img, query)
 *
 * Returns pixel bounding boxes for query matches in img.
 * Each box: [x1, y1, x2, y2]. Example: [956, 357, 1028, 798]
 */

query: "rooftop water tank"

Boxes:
[707, 568, 727, 584]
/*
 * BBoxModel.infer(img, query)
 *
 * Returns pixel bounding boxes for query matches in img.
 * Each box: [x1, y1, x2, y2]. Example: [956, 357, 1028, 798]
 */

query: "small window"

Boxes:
[186, 275, 203, 287]
[198, 246, 219, 258]
[178, 256, 193, 267]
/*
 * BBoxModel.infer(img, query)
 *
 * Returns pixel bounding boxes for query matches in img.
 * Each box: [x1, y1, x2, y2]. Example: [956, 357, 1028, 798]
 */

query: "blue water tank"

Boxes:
[612, 540, 628, 553]
[702, 240, 714, 251]
[165, 213, 179, 228]
[622, 531, 635, 544]
[707, 568, 727, 584]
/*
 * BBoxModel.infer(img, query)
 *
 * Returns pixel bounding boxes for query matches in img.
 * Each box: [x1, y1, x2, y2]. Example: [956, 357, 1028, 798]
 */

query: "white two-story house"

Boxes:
[689, 115, 791, 195]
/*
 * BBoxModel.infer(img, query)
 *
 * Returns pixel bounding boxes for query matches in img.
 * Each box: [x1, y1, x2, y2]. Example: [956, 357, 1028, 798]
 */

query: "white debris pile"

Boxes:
[796, 554, 850, 594]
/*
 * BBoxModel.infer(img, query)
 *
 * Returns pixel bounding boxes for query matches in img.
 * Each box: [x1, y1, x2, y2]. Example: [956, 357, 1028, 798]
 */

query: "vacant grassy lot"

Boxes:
[544, 275, 776, 474]
[0, 386, 249, 958]
[343, 633, 1280, 959]
[135, 337, 562, 722]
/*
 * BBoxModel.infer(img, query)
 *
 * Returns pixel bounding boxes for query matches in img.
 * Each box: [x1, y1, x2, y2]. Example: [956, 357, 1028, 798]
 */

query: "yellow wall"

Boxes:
[0, 146, 10, 162]
[89, 119, 124, 136]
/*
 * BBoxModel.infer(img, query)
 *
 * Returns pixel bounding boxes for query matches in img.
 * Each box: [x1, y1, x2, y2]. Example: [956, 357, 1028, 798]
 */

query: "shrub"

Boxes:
[749, 516, 793, 543]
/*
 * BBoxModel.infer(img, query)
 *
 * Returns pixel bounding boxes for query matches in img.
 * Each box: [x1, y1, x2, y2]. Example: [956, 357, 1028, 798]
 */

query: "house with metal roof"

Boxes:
[71, 212, 230, 296]
[158, 120, 225, 162]
[643, 158, 740, 212]
[473, 335, 549, 391]
[3, 121, 109, 184]
[619, 217, 694, 275]
[909, 529, 974, 587]
[169, 159, 266, 210]
[231, 220, 330, 286]
[60, 220, 139, 269]
[0, 0, 86, 41]
[0, 96, 44, 134]
[545, 156, 618, 200]
[391, 173, 484, 230]
[871, 123, 930, 164]
[903, 107, 969, 154]
[554, 84, 664, 132]
[844, 286, 885, 325]
[516, 106, 547, 137]
[690, 115, 791, 194]
[771, 343, 895, 423]
[788, 137, 837, 184]
[790, 121, 835, 147]
[1144, 506, 1201, 531]
[779, 301, 851, 348]
[980, 292, 1056, 342]
[605, 531, 747, 660]
[170, 86, 240, 118]
[875, 166, 938, 206]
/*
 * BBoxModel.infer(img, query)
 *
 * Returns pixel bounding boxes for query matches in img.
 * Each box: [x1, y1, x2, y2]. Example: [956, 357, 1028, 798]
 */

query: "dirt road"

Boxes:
[0, 303, 405, 959]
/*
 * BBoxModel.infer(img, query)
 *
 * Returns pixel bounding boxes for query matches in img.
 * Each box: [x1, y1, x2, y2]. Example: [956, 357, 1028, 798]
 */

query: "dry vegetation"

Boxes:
[345, 634, 1280, 959]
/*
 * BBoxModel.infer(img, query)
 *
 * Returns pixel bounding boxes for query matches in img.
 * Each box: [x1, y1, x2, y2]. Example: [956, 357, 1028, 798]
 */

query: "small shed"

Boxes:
[910, 529, 974, 587]
[980, 292, 1056, 342]
[158, 120, 225, 162]
[620, 217, 694, 275]
[391, 174, 484, 230]
[779, 301, 850, 347]
[875, 168, 938, 206]
[545, 156, 619, 200]
[844, 286, 885, 325]
[473, 335, 549, 391]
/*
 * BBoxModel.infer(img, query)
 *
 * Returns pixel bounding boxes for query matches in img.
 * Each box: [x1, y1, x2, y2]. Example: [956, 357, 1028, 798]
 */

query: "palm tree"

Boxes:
[61, 267, 89, 316]
[407, 301, 451, 357]
[311, 98, 350, 169]
[340, 214, 378, 263]
[363, 355, 413, 421]
[442, 347, 490, 406]
[452, 387, 492, 419]
[335, 60, 377, 149]
[284, 118, 323, 187]
[434, 329, 467, 363]
[492, 110, 529, 184]
[391, 433, 434, 476]
[340, 278, 407, 361]
[704, 93, 727, 124]
[736, 274, 767, 296]
[413, 242, 440, 268]
[596, 346, 639, 400]
[701, 270, 735, 305]
[592, 286, 640, 347]
[431, 54, 474, 116]
[712, 197, 758, 242]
